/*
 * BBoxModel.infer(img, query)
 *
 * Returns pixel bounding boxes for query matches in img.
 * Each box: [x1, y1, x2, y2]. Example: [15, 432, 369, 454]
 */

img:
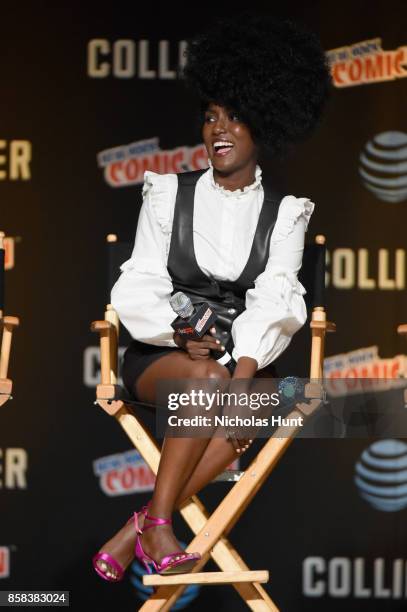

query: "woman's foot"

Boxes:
[139, 515, 197, 573]
[94, 518, 138, 581]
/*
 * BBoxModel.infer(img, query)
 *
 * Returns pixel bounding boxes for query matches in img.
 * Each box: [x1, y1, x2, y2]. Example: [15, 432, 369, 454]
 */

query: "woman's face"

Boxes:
[202, 103, 258, 174]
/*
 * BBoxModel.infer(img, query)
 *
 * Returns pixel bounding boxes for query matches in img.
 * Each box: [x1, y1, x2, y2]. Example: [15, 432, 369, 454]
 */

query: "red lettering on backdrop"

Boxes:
[371, 363, 380, 378]
[391, 361, 400, 377]
[394, 49, 404, 75]
[105, 470, 118, 492]
[349, 58, 362, 82]
[171, 151, 185, 174]
[191, 147, 207, 170]
[332, 62, 346, 85]
[385, 53, 393, 77]
[146, 154, 162, 175]
[102, 466, 156, 494]
[107, 162, 123, 185]
[121, 467, 134, 489]
[365, 55, 383, 80]
[124, 159, 139, 182]
[161, 153, 170, 174]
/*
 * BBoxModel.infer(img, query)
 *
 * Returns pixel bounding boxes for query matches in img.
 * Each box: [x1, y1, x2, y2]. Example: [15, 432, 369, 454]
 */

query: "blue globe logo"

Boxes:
[354, 439, 407, 512]
[359, 131, 407, 203]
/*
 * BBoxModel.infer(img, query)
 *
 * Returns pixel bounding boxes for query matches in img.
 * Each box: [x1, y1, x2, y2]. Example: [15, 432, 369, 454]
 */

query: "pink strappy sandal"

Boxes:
[134, 509, 201, 575]
[92, 506, 148, 583]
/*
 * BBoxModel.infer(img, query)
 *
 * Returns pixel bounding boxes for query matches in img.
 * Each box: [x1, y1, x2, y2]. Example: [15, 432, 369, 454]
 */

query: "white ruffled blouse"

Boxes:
[111, 165, 314, 370]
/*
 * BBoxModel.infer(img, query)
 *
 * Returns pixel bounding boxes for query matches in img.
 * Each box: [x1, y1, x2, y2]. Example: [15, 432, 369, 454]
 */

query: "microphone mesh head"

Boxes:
[169, 292, 194, 318]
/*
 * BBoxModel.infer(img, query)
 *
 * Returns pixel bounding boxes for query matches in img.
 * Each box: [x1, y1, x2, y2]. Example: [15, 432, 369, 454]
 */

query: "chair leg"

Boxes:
[137, 435, 299, 612]
[137, 396, 326, 612]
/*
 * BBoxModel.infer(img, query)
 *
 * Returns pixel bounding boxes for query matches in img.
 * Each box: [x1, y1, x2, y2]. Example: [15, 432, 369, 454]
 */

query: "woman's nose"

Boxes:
[213, 117, 228, 133]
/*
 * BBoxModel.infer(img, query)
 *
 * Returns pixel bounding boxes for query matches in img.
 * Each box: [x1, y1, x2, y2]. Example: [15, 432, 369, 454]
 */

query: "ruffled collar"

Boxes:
[206, 159, 262, 197]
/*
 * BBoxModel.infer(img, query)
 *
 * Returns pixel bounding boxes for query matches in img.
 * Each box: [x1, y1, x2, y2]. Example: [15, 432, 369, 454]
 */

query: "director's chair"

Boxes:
[91, 233, 335, 611]
[0, 231, 19, 407]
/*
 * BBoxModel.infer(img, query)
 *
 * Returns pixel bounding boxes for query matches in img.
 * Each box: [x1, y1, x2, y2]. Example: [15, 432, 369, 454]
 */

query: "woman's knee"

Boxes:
[189, 359, 231, 381]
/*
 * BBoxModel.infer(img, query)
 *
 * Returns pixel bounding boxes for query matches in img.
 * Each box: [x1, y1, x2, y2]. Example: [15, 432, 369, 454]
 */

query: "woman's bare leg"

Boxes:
[173, 369, 273, 507]
[95, 349, 230, 575]
[95, 354, 272, 577]
[174, 436, 237, 507]
[136, 351, 231, 564]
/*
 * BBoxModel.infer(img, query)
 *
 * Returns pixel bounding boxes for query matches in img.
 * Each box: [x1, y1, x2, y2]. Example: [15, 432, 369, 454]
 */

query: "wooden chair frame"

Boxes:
[91, 235, 335, 611]
[0, 232, 19, 407]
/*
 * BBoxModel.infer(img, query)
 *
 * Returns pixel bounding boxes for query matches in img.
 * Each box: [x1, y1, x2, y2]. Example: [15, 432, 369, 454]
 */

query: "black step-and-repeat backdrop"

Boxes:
[1, 2, 407, 610]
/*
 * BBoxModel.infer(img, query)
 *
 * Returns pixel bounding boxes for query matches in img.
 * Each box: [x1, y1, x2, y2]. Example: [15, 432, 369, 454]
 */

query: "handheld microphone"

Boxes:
[169, 291, 235, 368]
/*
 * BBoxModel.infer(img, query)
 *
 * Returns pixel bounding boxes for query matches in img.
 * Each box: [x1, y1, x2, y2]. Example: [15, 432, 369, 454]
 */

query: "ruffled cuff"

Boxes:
[271, 195, 314, 244]
[119, 256, 170, 279]
[249, 266, 307, 314]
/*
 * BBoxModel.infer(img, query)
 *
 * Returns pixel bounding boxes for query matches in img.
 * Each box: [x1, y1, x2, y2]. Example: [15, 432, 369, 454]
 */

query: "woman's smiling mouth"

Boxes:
[213, 140, 235, 157]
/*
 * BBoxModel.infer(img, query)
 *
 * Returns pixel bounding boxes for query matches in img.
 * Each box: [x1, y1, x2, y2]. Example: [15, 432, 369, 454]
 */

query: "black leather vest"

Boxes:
[167, 169, 282, 355]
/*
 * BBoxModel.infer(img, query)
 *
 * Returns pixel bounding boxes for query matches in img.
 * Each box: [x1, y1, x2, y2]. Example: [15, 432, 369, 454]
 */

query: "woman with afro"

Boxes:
[93, 14, 331, 580]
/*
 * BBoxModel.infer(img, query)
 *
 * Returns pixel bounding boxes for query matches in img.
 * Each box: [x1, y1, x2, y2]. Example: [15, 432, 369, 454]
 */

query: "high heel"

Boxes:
[92, 507, 148, 583]
[134, 509, 201, 575]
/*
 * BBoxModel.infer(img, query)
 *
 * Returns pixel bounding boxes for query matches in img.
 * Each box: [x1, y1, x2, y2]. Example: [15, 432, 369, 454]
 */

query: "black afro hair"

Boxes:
[183, 14, 332, 157]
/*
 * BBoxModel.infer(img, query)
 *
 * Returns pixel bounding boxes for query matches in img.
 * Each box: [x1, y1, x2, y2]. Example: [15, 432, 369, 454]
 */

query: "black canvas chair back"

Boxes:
[106, 235, 327, 377]
[107, 237, 326, 312]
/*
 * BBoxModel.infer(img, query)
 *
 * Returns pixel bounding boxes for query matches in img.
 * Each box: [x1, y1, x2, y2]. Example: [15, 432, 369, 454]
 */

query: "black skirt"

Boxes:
[122, 339, 178, 398]
[122, 339, 277, 399]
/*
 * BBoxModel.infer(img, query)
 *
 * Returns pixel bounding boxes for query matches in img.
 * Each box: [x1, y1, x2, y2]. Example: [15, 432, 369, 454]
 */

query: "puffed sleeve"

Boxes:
[231, 195, 315, 369]
[110, 170, 179, 346]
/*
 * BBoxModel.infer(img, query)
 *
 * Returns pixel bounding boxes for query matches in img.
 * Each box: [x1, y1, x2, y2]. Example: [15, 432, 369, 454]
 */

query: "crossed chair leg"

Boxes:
[96, 386, 323, 611]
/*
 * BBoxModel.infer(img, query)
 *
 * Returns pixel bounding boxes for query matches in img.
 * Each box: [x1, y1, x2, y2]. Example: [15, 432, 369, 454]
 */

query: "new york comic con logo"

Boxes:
[97, 138, 208, 187]
[327, 37, 407, 87]
[93, 449, 156, 496]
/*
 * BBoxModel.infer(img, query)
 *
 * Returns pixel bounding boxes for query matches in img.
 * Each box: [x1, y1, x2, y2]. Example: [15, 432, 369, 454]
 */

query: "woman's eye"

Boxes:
[230, 113, 240, 122]
[205, 115, 216, 122]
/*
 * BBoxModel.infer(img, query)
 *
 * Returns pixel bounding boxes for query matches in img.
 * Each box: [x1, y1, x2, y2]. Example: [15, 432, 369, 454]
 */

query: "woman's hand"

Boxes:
[173, 326, 225, 360]
[224, 361, 258, 454]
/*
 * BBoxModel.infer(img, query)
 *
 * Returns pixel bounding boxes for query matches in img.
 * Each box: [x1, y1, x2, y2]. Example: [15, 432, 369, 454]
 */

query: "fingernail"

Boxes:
[236, 449, 241, 453]
[216, 339, 220, 344]
[211, 327, 216, 333]
[221, 346, 225, 351]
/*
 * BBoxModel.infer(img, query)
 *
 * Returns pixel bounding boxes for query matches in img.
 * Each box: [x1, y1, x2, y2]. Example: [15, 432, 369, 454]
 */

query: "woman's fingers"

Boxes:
[186, 337, 224, 352]
[183, 328, 225, 360]
[201, 333, 225, 349]
[233, 438, 254, 454]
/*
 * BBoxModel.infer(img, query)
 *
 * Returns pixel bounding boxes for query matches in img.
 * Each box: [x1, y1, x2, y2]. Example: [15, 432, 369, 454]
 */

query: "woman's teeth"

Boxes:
[213, 141, 234, 156]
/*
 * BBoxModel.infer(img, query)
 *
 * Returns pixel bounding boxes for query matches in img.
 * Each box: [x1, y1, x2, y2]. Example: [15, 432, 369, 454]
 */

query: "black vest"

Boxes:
[167, 169, 282, 355]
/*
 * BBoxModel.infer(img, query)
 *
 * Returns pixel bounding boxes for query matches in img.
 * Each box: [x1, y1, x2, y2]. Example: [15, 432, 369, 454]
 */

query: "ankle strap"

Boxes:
[142, 512, 172, 532]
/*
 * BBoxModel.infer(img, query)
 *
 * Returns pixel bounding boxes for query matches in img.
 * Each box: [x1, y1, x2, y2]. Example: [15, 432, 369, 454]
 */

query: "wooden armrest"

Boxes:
[0, 316, 19, 329]
[90, 320, 113, 333]
[398, 324, 407, 335]
[310, 320, 336, 332]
